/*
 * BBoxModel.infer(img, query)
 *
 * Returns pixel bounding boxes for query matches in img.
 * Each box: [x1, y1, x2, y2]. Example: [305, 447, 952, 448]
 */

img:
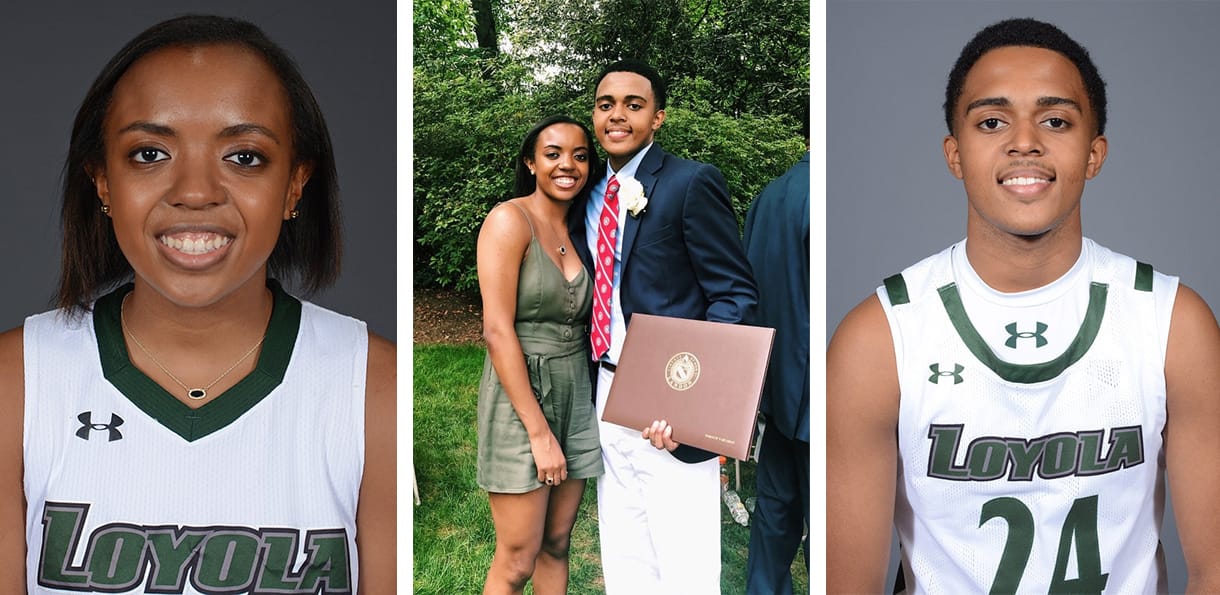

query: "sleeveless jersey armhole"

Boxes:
[877, 273, 908, 383]
[1148, 264, 1178, 366]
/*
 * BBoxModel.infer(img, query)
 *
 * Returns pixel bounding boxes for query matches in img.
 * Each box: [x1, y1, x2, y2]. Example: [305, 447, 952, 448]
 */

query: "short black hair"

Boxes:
[944, 18, 1107, 136]
[59, 14, 342, 311]
[513, 115, 601, 199]
[594, 59, 668, 111]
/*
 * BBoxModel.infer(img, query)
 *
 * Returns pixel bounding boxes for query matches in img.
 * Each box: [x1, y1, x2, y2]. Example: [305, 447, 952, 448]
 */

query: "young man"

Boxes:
[827, 18, 1220, 593]
[569, 59, 757, 593]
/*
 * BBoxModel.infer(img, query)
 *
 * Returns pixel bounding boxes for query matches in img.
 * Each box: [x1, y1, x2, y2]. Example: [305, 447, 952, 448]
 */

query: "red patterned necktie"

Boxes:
[592, 176, 620, 360]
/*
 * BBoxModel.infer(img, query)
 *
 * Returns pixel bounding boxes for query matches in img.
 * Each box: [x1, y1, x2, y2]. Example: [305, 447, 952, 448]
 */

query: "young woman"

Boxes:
[475, 116, 603, 594]
[0, 15, 395, 592]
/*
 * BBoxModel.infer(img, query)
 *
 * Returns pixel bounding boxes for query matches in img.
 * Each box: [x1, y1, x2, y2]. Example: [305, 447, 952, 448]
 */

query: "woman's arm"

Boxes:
[477, 203, 568, 485]
[356, 332, 395, 593]
[0, 327, 25, 590]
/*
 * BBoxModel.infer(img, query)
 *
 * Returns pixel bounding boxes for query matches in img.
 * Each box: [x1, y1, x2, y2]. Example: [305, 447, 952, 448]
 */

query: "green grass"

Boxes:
[413, 343, 809, 594]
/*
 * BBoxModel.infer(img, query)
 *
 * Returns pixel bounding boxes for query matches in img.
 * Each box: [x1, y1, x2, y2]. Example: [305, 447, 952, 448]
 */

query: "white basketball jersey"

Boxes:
[879, 239, 1174, 594]
[23, 283, 367, 594]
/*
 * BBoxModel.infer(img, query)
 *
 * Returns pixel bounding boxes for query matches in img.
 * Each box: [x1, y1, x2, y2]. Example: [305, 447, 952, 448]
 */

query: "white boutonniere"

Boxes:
[617, 176, 648, 217]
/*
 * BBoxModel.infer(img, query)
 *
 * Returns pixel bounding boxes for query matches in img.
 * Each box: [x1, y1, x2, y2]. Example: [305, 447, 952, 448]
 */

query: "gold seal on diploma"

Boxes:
[664, 352, 700, 391]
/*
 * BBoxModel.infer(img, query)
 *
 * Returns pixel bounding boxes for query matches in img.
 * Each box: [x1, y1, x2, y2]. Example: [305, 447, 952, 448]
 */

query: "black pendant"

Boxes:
[188, 388, 207, 400]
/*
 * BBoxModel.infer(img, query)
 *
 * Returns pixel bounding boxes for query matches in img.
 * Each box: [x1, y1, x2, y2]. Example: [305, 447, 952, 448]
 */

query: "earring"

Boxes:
[100, 204, 110, 215]
[290, 209, 300, 219]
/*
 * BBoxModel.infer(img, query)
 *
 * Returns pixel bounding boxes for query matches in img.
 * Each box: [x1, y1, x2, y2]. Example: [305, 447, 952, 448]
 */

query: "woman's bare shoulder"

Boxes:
[366, 331, 396, 403]
[0, 325, 21, 592]
[0, 326, 23, 387]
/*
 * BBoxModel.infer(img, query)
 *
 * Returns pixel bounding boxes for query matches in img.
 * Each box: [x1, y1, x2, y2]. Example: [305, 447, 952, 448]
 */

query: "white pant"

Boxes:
[595, 365, 721, 593]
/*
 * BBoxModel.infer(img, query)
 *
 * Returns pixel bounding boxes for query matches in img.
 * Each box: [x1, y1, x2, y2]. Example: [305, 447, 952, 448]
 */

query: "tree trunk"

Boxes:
[472, 0, 498, 56]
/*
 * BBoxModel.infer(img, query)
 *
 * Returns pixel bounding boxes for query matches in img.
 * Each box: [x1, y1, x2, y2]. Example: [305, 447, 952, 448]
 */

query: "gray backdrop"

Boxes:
[827, 1, 1220, 592]
[0, 1, 396, 340]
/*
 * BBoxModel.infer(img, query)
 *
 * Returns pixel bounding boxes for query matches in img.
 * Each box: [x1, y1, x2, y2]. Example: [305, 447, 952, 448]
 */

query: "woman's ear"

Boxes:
[88, 166, 112, 215]
[284, 162, 314, 220]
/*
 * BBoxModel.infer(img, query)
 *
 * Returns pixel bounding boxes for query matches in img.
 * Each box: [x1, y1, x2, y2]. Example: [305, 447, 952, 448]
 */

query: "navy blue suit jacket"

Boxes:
[743, 152, 810, 443]
[571, 144, 759, 463]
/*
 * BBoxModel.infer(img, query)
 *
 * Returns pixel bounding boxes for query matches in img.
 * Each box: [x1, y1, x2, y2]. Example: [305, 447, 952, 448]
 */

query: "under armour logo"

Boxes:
[928, 363, 964, 385]
[1005, 322, 1048, 348]
[76, 412, 124, 442]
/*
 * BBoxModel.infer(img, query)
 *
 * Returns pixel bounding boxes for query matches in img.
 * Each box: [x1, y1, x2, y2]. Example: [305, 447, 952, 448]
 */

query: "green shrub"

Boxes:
[656, 106, 805, 225]
[413, 56, 589, 292]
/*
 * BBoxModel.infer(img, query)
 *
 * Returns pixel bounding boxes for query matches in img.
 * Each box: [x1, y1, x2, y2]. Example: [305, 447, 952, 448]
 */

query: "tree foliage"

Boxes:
[502, 0, 810, 117]
[413, 55, 586, 291]
[658, 107, 805, 225]
[413, 0, 477, 59]
[414, 0, 809, 293]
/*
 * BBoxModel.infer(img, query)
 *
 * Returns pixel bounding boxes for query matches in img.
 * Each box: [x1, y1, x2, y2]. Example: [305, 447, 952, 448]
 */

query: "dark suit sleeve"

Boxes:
[680, 163, 759, 325]
[667, 164, 758, 464]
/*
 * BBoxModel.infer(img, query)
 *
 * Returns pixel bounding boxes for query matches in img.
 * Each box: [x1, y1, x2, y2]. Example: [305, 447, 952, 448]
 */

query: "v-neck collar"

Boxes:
[529, 236, 586, 286]
[93, 280, 302, 442]
[937, 280, 1108, 384]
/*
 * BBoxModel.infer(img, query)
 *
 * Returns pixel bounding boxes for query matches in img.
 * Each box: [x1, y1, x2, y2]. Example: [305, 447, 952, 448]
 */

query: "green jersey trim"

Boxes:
[1135, 262, 1153, 292]
[884, 274, 910, 306]
[94, 280, 302, 442]
[937, 281, 1108, 384]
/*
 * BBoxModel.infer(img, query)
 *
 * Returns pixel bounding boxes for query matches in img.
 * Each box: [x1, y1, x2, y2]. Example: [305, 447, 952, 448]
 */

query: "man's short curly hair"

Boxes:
[944, 18, 1107, 136]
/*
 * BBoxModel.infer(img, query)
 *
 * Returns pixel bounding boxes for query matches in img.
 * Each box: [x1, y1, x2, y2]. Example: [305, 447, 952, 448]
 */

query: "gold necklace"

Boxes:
[120, 296, 265, 401]
[545, 220, 569, 256]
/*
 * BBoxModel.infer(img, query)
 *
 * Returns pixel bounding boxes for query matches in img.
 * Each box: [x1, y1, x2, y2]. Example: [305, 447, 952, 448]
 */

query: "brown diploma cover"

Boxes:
[601, 314, 776, 460]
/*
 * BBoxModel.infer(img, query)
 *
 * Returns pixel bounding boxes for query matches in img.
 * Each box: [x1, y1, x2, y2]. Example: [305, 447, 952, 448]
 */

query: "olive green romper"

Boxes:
[476, 203, 603, 493]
